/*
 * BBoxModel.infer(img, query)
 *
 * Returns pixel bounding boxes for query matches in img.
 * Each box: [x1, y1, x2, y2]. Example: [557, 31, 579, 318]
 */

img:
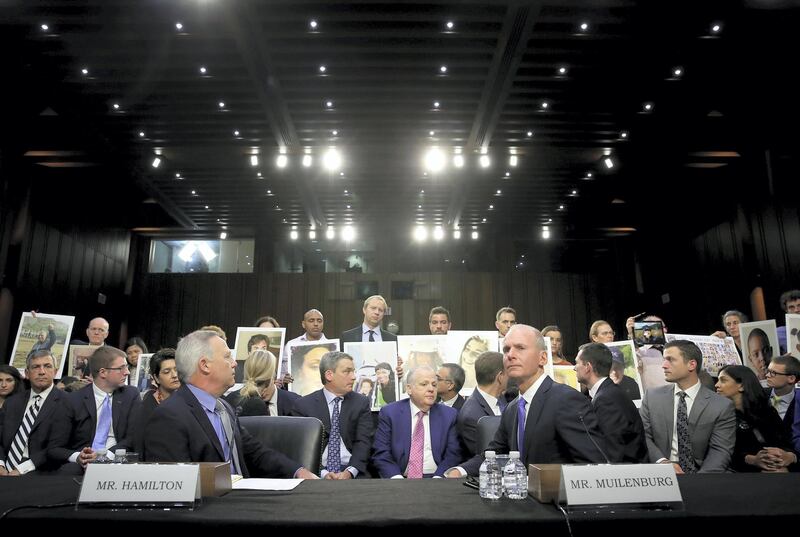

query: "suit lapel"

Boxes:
[524, 377, 552, 450]
[82, 386, 97, 424]
[429, 405, 441, 463]
[398, 400, 411, 464]
[475, 389, 493, 416]
[111, 387, 123, 434]
[30, 389, 59, 433]
[314, 391, 332, 432]
[182, 387, 225, 459]
[688, 387, 711, 432]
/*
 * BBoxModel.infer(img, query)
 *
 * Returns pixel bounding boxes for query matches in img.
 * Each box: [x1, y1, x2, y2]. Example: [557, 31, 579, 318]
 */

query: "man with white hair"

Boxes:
[144, 330, 317, 479]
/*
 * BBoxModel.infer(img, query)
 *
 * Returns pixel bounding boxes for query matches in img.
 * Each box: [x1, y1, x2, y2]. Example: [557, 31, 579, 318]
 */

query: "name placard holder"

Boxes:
[558, 464, 683, 512]
[78, 463, 201, 509]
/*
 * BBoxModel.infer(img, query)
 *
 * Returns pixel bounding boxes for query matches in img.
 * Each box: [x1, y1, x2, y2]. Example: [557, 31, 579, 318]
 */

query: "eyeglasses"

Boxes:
[765, 370, 792, 377]
[104, 364, 129, 372]
[598, 330, 615, 337]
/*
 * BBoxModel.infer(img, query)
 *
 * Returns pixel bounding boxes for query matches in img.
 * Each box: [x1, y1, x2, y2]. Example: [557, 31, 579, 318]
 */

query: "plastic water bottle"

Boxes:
[93, 449, 110, 464]
[114, 449, 128, 464]
[503, 451, 528, 500]
[479, 451, 502, 500]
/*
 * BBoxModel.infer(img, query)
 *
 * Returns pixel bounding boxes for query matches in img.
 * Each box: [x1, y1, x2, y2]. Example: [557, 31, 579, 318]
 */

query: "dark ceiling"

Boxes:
[2, 0, 798, 244]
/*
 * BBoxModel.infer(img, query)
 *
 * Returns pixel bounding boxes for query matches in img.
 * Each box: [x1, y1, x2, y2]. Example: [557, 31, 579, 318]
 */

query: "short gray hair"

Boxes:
[176, 330, 219, 382]
[405, 365, 435, 389]
[319, 351, 353, 385]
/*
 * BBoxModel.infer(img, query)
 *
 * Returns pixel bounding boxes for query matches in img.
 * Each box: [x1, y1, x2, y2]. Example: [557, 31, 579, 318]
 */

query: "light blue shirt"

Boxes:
[361, 324, 383, 342]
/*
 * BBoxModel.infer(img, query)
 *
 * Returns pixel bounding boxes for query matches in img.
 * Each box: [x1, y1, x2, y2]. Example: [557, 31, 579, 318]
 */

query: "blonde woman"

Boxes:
[224, 349, 283, 416]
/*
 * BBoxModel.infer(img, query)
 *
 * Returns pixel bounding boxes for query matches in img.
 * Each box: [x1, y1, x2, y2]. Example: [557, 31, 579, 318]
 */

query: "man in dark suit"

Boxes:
[290, 351, 374, 478]
[66, 346, 142, 468]
[340, 295, 397, 343]
[575, 343, 647, 463]
[0, 351, 71, 475]
[765, 354, 799, 440]
[457, 351, 507, 458]
[640, 340, 735, 473]
[144, 330, 317, 479]
[436, 363, 466, 410]
[452, 325, 607, 477]
[372, 366, 462, 478]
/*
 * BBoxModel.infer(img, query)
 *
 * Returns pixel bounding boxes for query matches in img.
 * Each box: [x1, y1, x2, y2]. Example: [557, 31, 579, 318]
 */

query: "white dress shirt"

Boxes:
[0, 384, 55, 474]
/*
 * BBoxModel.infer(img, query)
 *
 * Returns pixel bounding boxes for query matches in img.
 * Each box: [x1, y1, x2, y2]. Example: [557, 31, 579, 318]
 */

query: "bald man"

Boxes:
[281, 309, 328, 387]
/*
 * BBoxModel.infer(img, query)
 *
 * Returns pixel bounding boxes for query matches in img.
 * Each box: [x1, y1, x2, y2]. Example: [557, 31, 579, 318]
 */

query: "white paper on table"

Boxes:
[232, 478, 303, 491]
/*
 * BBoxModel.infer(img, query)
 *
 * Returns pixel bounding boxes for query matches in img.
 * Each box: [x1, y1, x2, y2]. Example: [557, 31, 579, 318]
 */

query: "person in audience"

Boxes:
[66, 346, 142, 469]
[341, 295, 397, 343]
[608, 346, 641, 400]
[452, 325, 607, 477]
[429, 306, 452, 335]
[765, 354, 800, 439]
[255, 316, 280, 328]
[715, 365, 796, 472]
[85, 317, 110, 346]
[225, 349, 298, 417]
[0, 365, 24, 409]
[459, 335, 489, 392]
[0, 351, 72, 475]
[575, 343, 648, 463]
[358, 377, 375, 397]
[373, 366, 462, 478]
[494, 307, 516, 336]
[640, 340, 736, 473]
[542, 325, 571, 365]
[746, 328, 772, 380]
[712, 310, 748, 357]
[281, 309, 328, 388]
[124, 337, 148, 370]
[143, 330, 316, 479]
[136, 348, 179, 455]
[436, 363, 466, 409]
[200, 324, 227, 341]
[776, 290, 800, 354]
[589, 320, 615, 343]
[290, 351, 374, 479]
[456, 351, 507, 458]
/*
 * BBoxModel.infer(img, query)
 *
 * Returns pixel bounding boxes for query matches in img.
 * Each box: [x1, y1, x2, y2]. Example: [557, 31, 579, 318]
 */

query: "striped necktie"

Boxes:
[8, 395, 42, 470]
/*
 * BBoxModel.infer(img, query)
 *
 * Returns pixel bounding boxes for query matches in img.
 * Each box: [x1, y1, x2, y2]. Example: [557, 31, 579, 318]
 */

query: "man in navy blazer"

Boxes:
[457, 351, 507, 458]
[340, 295, 397, 343]
[765, 354, 799, 441]
[66, 346, 142, 468]
[290, 351, 374, 478]
[372, 366, 462, 478]
[0, 351, 71, 475]
[144, 330, 317, 479]
[575, 343, 647, 463]
[453, 325, 607, 477]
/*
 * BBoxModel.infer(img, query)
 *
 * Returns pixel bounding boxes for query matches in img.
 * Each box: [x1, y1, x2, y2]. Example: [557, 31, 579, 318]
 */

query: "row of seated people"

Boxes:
[1, 326, 799, 479]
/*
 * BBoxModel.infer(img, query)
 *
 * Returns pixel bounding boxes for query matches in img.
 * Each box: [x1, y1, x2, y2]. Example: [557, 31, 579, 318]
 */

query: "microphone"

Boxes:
[578, 413, 611, 464]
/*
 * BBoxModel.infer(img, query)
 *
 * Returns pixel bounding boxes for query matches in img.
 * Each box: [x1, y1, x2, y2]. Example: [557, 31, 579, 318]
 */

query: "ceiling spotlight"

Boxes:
[505, 172, 510, 177]
[218, 101, 225, 108]
[342, 226, 355, 241]
[151, 157, 161, 168]
[276, 154, 288, 168]
[419, 190, 424, 194]
[250, 155, 259, 166]
[643, 102, 653, 112]
[496, 189, 502, 195]
[471, 231, 479, 240]
[112, 103, 120, 110]
[319, 65, 326, 73]
[604, 157, 615, 169]
[571, 189, 578, 196]
[175, 22, 183, 31]
[332, 130, 338, 136]
[482, 218, 487, 223]
[418, 205, 422, 209]
[439, 65, 448, 73]
[479, 155, 490, 168]
[558, 66, 567, 75]
[587, 172, 593, 178]
[454, 230, 461, 239]
[138, 131, 145, 138]
[220, 232, 227, 240]
[290, 230, 299, 240]
[309, 230, 317, 240]
[446, 21, 454, 30]
[453, 155, 465, 168]
[429, 130, 435, 137]
[205, 205, 209, 210]
[558, 204, 565, 210]
[346, 205, 351, 209]
[526, 130, 533, 137]
[488, 204, 494, 210]
[191, 190, 197, 195]
[199, 66, 207, 74]
[40, 24, 49, 31]
[433, 226, 444, 241]
[233, 130, 240, 137]
[81, 68, 89, 75]
[175, 173, 181, 178]
[579, 22, 589, 31]
[424, 147, 446, 173]
[323, 147, 342, 171]
[673, 67, 683, 77]
[309, 20, 318, 30]
[266, 189, 272, 195]
[509, 155, 518, 167]
[542, 226, 550, 240]
[257, 172, 262, 177]
[326, 227, 335, 239]
[620, 131, 628, 139]
[711, 23, 722, 33]
[302, 155, 312, 167]
[325, 100, 333, 108]
[541, 101, 549, 109]
[414, 226, 428, 242]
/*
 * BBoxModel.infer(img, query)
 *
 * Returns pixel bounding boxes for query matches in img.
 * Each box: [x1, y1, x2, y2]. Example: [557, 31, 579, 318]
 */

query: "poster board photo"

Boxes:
[738, 320, 778, 384]
[288, 340, 340, 396]
[232, 327, 286, 383]
[9, 312, 75, 377]
[664, 333, 741, 376]
[343, 341, 399, 411]
[604, 340, 643, 402]
[445, 331, 499, 396]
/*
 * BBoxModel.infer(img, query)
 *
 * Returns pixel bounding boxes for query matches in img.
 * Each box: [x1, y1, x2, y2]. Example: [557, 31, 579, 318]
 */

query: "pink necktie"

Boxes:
[407, 410, 426, 478]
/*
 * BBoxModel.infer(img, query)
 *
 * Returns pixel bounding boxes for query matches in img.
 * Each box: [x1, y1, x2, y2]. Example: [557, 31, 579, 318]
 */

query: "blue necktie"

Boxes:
[327, 397, 343, 473]
[92, 395, 112, 451]
[517, 397, 527, 460]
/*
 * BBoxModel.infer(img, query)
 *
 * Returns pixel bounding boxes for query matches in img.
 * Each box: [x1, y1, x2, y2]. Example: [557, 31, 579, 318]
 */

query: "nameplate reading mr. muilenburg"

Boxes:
[79, 464, 200, 504]
[560, 464, 682, 506]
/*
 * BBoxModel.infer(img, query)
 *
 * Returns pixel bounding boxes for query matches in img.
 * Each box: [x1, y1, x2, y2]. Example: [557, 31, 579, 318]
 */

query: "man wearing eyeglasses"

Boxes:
[436, 364, 466, 410]
[0, 351, 72, 475]
[65, 346, 141, 470]
[765, 355, 800, 440]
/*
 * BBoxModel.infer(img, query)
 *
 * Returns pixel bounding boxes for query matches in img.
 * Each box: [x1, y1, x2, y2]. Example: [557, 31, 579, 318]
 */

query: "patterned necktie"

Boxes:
[677, 391, 697, 474]
[517, 397, 527, 460]
[368, 330, 375, 342]
[407, 410, 426, 478]
[92, 395, 112, 451]
[327, 397, 343, 473]
[771, 394, 782, 411]
[8, 395, 42, 469]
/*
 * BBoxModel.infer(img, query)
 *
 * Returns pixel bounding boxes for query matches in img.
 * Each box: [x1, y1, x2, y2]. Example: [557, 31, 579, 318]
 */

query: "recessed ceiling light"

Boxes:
[433, 101, 440, 108]
[446, 21, 454, 30]
[453, 155, 464, 168]
[471, 231, 479, 240]
[332, 130, 338, 136]
[302, 155, 312, 167]
[138, 131, 145, 138]
[418, 205, 422, 209]
[711, 22, 722, 33]
[643, 102, 653, 111]
[558, 66, 567, 75]
[505, 172, 510, 177]
[233, 130, 240, 137]
[558, 204, 565, 210]
[541, 101, 549, 109]
[175, 22, 183, 31]
[220, 232, 227, 240]
[479, 155, 490, 168]
[346, 205, 351, 209]
[205, 205, 209, 210]
[673, 67, 683, 77]
[439, 65, 448, 73]
[325, 100, 333, 108]
[276, 154, 288, 168]
[620, 131, 628, 139]
[319, 65, 326, 73]
[496, 189, 502, 195]
[250, 155, 259, 166]
[151, 157, 161, 168]
[81, 68, 89, 75]
[290, 230, 298, 240]
[489, 204, 494, 210]
[604, 157, 614, 169]
[509, 156, 518, 167]
[453, 230, 461, 239]
[579, 22, 589, 31]
[267, 190, 272, 194]
[191, 190, 196, 195]
[527, 130, 533, 137]
[218, 101, 225, 108]
[199, 66, 207, 74]
[429, 130, 435, 136]
[40, 24, 49, 31]
[257, 172, 262, 177]
[175, 173, 181, 178]
[309, 20, 318, 30]
[112, 103, 120, 110]
[339, 171, 344, 176]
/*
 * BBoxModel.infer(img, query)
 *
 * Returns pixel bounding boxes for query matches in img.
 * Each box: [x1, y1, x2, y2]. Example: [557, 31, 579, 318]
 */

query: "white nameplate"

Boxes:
[79, 464, 201, 505]
[560, 464, 682, 506]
